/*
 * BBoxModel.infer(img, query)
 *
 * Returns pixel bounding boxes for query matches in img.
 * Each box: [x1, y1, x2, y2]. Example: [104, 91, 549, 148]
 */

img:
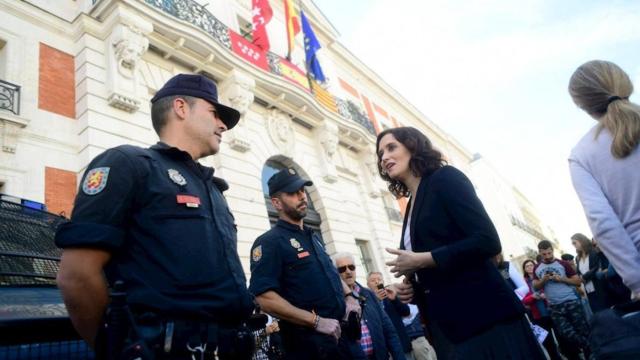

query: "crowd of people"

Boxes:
[53, 58, 639, 360]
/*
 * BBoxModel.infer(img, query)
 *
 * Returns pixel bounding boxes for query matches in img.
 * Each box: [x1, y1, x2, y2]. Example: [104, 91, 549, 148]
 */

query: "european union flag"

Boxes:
[301, 11, 326, 83]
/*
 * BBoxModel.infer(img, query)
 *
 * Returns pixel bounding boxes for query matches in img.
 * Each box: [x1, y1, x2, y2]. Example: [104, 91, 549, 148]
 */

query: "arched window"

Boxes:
[261, 159, 323, 242]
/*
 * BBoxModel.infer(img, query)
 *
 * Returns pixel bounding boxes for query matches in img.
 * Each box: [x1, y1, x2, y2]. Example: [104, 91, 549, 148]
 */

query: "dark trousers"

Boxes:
[453, 316, 546, 360]
[549, 299, 591, 360]
[586, 291, 606, 313]
[279, 324, 352, 360]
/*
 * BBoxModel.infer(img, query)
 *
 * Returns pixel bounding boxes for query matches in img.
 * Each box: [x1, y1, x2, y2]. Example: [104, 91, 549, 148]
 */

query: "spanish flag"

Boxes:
[284, 0, 300, 60]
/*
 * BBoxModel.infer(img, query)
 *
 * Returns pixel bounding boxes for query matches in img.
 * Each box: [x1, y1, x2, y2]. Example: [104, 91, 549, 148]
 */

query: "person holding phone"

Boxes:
[533, 240, 591, 360]
[367, 271, 413, 358]
[333, 253, 405, 360]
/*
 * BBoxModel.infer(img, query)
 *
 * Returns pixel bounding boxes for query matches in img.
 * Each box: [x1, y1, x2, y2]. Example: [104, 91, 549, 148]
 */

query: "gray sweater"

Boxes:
[569, 125, 640, 294]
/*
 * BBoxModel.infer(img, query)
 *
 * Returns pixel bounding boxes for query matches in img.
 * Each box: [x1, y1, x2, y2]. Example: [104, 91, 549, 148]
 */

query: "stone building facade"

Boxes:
[0, 0, 555, 283]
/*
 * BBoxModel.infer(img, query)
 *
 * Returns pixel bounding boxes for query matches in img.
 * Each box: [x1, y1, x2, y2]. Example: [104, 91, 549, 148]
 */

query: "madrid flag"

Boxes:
[251, 0, 273, 51]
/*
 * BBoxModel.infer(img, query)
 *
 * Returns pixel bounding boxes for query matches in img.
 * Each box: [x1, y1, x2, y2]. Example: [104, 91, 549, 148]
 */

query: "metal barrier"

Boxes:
[0, 199, 94, 359]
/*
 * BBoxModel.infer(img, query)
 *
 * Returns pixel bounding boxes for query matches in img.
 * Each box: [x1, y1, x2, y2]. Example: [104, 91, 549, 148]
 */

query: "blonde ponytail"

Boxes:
[569, 60, 640, 158]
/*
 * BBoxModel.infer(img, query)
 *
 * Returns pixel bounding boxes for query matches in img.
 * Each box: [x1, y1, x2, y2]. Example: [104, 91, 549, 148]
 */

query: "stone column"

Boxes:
[219, 70, 255, 152]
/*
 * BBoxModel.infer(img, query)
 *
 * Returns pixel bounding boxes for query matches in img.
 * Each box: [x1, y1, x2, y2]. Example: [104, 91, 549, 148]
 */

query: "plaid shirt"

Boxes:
[359, 321, 374, 356]
[354, 284, 374, 356]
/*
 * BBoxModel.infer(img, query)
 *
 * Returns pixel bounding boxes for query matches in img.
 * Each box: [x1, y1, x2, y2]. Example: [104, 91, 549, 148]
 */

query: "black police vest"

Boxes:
[106, 144, 253, 324]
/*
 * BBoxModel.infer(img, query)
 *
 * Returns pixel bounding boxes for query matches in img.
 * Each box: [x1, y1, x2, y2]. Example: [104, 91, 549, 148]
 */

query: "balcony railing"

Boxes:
[0, 80, 20, 116]
[144, 0, 378, 136]
[510, 215, 545, 240]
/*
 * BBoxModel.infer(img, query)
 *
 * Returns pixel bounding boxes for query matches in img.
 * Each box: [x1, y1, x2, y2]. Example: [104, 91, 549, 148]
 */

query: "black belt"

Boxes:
[107, 312, 254, 360]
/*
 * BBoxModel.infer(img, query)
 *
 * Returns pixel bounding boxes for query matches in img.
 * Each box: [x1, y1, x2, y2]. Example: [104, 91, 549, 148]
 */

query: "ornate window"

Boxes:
[356, 239, 374, 275]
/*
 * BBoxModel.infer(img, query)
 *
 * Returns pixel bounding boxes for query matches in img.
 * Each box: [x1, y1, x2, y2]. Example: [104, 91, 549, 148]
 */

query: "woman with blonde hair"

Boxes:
[568, 60, 640, 300]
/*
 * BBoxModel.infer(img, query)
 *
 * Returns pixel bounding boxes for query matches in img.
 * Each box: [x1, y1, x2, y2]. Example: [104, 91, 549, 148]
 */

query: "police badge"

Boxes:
[290, 238, 302, 251]
[252, 245, 262, 262]
[168, 169, 187, 186]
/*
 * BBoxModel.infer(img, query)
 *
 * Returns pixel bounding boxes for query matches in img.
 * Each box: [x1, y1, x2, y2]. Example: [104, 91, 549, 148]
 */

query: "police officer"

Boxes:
[55, 74, 254, 359]
[249, 169, 362, 360]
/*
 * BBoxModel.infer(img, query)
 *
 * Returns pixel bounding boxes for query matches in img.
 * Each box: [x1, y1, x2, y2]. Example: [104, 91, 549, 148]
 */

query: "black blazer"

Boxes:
[575, 251, 599, 282]
[401, 166, 524, 343]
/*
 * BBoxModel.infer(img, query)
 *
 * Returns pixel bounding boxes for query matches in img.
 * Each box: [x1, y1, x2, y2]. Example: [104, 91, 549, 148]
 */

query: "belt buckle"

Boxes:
[186, 342, 207, 360]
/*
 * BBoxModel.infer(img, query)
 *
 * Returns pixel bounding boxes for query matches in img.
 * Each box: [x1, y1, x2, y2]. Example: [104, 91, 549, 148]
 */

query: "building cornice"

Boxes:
[1, 0, 74, 37]
[88, 0, 376, 151]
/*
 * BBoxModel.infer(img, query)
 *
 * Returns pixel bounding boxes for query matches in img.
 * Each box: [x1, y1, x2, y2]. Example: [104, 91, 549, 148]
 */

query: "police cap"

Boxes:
[268, 168, 313, 196]
[151, 73, 241, 129]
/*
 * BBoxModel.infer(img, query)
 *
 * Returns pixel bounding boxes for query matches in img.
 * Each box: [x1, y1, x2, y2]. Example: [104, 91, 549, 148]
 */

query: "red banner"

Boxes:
[251, 0, 273, 51]
[229, 30, 269, 71]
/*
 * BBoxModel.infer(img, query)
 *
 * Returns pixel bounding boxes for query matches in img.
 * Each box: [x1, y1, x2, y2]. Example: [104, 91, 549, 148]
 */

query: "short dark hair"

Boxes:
[376, 127, 447, 198]
[150, 95, 197, 135]
[537, 240, 553, 250]
[560, 253, 575, 261]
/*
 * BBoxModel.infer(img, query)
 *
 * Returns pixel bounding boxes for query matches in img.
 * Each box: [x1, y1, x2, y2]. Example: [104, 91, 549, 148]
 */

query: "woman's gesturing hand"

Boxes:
[385, 248, 435, 277]
[394, 279, 414, 304]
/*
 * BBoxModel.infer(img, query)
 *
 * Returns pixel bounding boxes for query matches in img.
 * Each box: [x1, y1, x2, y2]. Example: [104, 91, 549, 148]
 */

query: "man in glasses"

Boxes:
[249, 169, 361, 360]
[333, 253, 405, 360]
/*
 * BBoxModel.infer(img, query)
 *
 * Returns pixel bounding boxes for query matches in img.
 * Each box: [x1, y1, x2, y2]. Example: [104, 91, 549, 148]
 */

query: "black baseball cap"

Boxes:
[151, 74, 240, 129]
[268, 168, 313, 196]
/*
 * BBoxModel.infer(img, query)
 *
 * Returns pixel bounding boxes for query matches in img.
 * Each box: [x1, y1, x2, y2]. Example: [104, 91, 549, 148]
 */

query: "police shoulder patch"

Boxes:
[82, 167, 110, 195]
[252, 245, 263, 262]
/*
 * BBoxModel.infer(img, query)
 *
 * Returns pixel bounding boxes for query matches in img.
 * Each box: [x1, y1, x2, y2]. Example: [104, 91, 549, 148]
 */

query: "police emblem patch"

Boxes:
[168, 169, 187, 186]
[290, 238, 301, 250]
[82, 167, 110, 195]
[252, 245, 262, 262]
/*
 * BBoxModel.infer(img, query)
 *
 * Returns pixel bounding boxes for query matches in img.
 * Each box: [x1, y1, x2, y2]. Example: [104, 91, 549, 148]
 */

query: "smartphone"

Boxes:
[377, 283, 385, 290]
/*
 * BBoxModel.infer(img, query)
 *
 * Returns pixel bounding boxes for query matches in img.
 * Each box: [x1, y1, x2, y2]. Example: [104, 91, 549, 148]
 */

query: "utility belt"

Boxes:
[98, 311, 255, 360]
[98, 282, 254, 360]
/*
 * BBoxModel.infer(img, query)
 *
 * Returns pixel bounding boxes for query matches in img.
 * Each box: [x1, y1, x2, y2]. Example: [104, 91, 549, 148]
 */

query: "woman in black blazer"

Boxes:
[377, 127, 544, 359]
[571, 233, 606, 312]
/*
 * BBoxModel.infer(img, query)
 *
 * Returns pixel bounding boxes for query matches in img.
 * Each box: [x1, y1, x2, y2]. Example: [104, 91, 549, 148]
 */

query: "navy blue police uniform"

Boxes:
[55, 74, 254, 359]
[248, 169, 351, 360]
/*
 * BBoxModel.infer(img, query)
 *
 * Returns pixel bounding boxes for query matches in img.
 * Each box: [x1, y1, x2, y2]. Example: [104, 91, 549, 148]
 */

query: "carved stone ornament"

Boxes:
[219, 70, 255, 152]
[266, 108, 295, 157]
[0, 119, 21, 153]
[363, 145, 382, 198]
[0, 112, 28, 154]
[106, 12, 152, 113]
[317, 122, 339, 183]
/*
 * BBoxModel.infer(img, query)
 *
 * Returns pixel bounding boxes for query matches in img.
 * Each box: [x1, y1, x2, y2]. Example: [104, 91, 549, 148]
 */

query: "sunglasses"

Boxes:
[337, 264, 356, 273]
